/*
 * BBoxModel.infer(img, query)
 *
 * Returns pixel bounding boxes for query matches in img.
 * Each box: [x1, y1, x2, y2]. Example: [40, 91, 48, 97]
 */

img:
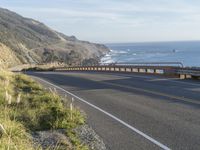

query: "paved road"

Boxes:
[28, 71, 200, 150]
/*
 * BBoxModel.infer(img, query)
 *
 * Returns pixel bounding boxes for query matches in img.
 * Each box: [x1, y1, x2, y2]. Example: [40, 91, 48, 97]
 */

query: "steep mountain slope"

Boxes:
[0, 7, 109, 68]
[0, 43, 20, 68]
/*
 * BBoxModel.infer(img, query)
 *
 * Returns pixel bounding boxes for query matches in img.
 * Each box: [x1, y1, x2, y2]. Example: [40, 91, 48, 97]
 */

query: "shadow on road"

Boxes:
[28, 71, 200, 109]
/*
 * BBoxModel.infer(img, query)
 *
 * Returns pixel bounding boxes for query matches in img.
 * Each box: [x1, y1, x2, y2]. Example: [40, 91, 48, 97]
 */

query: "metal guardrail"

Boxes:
[177, 69, 200, 79]
[55, 62, 200, 79]
[100, 62, 184, 68]
[56, 62, 181, 76]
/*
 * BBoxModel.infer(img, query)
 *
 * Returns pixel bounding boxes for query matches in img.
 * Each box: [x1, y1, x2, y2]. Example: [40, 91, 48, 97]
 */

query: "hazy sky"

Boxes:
[1, 0, 200, 43]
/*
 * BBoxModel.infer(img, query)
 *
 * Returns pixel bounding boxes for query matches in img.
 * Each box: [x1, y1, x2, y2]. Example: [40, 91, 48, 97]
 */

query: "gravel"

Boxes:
[32, 129, 72, 150]
[74, 125, 107, 150]
[32, 125, 107, 150]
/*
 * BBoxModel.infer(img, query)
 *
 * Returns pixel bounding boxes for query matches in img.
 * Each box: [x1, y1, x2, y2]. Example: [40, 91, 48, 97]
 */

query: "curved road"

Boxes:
[28, 71, 200, 150]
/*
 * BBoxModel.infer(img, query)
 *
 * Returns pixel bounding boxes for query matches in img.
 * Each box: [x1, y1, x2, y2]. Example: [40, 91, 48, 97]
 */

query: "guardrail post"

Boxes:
[126, 68, 131, 72]
[180, 74, 186, 79]
[59, 63, 198, 80]
[186, 75, 192, 79]
[132, 68, 137, 72]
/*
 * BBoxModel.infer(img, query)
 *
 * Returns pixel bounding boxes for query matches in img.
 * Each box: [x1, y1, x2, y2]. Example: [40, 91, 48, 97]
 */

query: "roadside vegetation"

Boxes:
[0, 70, 88, 150]
[22, 66, 56, 72]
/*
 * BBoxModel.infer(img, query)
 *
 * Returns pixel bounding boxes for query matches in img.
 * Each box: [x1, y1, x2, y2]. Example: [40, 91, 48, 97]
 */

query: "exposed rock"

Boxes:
[0, 43, 21, 68]
[0, 7, 110, 68]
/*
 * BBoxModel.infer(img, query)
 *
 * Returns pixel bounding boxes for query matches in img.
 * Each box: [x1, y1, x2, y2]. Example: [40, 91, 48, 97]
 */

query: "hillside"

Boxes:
[0, 7, 109, 68]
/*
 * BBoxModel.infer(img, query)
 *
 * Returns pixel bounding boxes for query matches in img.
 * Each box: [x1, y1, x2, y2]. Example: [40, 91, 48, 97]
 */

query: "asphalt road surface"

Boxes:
[27, 71, 200, 150]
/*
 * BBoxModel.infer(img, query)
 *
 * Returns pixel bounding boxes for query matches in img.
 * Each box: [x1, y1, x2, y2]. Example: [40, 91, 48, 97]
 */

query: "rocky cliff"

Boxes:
[0, 8, 109, 68]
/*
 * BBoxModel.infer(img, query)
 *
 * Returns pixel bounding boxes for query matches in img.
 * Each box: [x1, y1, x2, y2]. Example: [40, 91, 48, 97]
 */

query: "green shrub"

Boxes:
[0, 71, 87, 149]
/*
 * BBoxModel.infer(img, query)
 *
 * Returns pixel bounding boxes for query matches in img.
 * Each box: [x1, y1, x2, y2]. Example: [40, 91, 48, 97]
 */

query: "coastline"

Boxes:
[101, 42, 200, 67]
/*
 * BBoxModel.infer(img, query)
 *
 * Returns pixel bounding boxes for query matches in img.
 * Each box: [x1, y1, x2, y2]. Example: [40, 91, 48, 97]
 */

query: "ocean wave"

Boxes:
[104, 52, 111, 56]
[111, 50, 128, 54]
[100, 58, 115, 63]
[105, 42, 200, 66]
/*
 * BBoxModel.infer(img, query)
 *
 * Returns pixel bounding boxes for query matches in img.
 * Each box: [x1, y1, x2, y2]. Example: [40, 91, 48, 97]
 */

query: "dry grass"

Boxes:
[0, 70, 88, 150]
[0, 43, 21, 68]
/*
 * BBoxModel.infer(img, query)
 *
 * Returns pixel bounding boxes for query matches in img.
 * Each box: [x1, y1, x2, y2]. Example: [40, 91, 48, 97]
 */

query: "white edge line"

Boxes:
[33, 76, 171, 150]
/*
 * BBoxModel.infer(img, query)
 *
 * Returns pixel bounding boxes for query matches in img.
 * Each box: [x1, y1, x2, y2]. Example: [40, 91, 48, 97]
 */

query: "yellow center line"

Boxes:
[101, 81, 200, 105]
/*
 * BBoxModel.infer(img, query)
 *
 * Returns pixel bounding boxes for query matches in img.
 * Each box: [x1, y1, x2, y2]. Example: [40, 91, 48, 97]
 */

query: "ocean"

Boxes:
[101, 41, 200, 67]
